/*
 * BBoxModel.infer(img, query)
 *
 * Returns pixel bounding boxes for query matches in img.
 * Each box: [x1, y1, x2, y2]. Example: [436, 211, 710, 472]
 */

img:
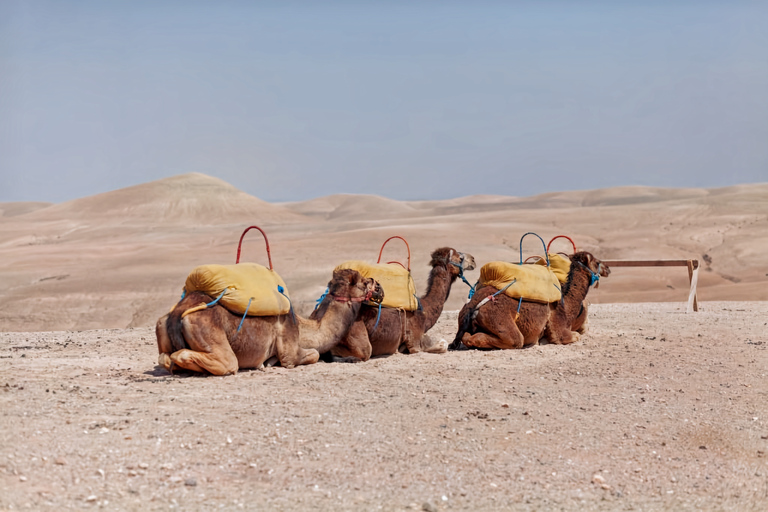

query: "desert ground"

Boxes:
[1, 173, 768, 510]
[2, 302, 767, 511]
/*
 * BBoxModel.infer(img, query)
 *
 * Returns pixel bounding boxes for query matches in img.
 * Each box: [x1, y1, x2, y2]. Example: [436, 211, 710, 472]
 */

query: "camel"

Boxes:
[155, 268, 384, 375]
[449, 251, 609, 350]
[311, 247, 476, 361]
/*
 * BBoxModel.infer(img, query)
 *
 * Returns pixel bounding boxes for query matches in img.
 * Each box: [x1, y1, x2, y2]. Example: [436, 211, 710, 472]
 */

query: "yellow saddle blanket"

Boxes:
[480, 261, 562, 303]
[532, 253, 571, 284]
[184, 263, 291, 316]
[335, 260, 418, 311]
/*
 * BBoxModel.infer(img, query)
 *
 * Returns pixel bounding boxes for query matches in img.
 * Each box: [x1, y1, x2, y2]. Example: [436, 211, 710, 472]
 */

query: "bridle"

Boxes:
[575, 260, 601, 287]
[331, 284, 381, 304]
[448, 249, 475, 296]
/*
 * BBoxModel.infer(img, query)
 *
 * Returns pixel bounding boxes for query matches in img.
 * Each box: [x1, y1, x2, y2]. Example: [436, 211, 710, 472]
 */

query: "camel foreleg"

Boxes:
[155, 314, 173, 369]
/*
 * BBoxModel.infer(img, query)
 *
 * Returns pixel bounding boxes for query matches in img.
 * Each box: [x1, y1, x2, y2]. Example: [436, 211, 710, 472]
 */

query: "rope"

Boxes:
[313, 287, 329, 311]
[575, 261, 600, 287]
[449, 251, 476, 299]
[237, 297, 253, 334]
[475, 279, 517, 310]
[277, 285, 296, 324]
[372, 302, 382, 332]
[180, 288, 229, 319]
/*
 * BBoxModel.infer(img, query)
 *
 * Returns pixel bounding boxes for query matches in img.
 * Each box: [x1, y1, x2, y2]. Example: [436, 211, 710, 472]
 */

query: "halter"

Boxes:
[575, 260, 600, 287]
[331, 287, 380, 304]
[448, 250, 475, 298]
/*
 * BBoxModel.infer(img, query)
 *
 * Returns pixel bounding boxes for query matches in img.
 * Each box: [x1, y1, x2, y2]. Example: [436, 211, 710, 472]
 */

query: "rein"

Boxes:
[449, 250, 476, 299]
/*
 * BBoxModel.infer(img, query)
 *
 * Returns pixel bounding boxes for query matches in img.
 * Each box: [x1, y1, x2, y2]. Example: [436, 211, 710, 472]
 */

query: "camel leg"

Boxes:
[166, 316, 239, 375]
[543, 310, 578, 345]
[155, 314, 173, 369]
[274, 322, 321, 368]
[330, 321, 372, 362]
[419, 334, 448, 354]
[461, 329, 525, 350]
[170, 348, 238, 375]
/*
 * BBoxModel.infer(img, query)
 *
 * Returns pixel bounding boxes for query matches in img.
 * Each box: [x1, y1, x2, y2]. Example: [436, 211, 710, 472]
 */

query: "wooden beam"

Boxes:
[601, 259, 700, 312]
[602, 260, 699, 269]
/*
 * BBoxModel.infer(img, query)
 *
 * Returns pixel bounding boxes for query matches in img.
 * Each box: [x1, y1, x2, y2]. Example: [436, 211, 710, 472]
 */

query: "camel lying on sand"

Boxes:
[312, 247, 476, 361]
[450, 251, 609, 350]
[156, 268, 383, 375]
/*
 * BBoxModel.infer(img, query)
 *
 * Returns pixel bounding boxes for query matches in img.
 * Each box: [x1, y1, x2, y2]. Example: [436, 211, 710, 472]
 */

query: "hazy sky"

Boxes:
[2, 1, 767, 203]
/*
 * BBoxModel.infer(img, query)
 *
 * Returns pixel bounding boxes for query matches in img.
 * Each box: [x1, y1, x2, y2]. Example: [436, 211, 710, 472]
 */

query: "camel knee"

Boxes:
[155, 315, 172, 354]
[158, 353, 172, 370]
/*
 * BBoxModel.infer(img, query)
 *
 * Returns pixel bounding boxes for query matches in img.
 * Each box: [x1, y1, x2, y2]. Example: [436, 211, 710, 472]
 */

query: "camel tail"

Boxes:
[166, 291, 212, 352]
[449, 305, 476, 350]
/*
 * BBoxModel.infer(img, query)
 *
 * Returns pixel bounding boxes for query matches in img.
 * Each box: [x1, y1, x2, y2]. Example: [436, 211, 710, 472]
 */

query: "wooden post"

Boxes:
[601, 259, 700, 313]
[686, 259, 699, 313]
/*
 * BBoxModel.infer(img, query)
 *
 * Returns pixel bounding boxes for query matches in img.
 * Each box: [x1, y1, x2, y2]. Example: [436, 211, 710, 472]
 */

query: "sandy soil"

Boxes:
[2, 302, 767, 511]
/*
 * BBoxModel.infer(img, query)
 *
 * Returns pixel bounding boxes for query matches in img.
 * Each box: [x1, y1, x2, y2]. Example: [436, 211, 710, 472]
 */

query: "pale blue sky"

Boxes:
[1, 1, 767, 203]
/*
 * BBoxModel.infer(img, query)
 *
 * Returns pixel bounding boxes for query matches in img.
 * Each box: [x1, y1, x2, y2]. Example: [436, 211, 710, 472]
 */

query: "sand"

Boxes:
[1, 302, 767, 511]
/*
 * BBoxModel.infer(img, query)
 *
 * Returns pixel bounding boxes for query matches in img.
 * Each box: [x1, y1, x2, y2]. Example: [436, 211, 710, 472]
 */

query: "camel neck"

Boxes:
[419, 265, 456, 331]
[559, 268, 592, 320]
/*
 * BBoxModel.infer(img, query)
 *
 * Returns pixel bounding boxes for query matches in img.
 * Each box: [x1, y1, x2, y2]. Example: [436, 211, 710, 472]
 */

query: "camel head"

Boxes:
[327, 268, 384, 304]
[430, 247, 477, 276]
[570, 251, 611, 287]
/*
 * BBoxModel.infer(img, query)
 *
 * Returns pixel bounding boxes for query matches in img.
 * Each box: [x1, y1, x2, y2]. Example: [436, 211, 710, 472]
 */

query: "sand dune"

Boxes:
[1, 173, 766, 332]
[22, 173, 308, 225]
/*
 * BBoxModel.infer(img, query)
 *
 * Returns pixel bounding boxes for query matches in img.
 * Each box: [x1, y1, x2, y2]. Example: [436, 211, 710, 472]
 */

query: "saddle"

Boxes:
[479, 261, 562, 304]
[184, 263, 291, 316]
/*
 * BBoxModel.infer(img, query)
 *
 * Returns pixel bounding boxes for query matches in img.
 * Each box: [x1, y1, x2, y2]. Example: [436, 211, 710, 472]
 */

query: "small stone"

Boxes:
[592, 474, 606, 484]
[86, 495, 97, 502]
[422, 502, 437, 512]
[19, 475, 27, 482]
[185, 478, 197, 487]
[138, 463, 149, 469]
[501, 403, 509, 408]
[54, 457, 67, 466]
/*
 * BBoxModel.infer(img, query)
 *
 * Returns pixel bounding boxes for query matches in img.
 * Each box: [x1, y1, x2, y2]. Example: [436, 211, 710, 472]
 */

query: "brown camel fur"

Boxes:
[450, 251, 609, 350]
[155, 268, 383, 375]
[311, 247, 476, 361]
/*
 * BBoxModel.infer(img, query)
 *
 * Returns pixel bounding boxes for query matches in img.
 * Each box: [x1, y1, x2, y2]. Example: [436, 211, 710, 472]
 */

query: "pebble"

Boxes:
[185, 478, 197, 487]
[422, 502, 437, 512]
[55, 457, 67, 465]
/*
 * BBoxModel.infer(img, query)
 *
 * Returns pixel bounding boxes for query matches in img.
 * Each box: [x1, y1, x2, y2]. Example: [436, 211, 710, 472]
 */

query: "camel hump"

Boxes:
[335, 260, 418, 311]
[184, 263, 291, 316]
[480, 261, 562, 303]
[532, 253, 571, 284]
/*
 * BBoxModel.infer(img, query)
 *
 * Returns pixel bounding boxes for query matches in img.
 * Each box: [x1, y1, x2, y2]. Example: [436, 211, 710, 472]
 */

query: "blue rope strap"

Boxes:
[468, 280, 479, 300]
[517, 296, 523, 315]
[237, 297, 253, 334]
[372, 302, 382, 332]
[314, 287, 329, 311]
[180, 289, 186, 301]
[206, 288, 228, 307]
[277, 285, 296, 324]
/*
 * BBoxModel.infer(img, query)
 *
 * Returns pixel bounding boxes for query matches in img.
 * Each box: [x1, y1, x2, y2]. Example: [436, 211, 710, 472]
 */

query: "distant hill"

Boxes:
[20, 173, 309, 225]
[1, 173, 766, 332]
[0, 202, 53, 218]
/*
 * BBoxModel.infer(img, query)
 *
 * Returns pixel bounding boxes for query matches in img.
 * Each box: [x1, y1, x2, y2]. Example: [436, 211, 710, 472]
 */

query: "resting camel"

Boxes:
[155, 268, 384, 375]
[312, 247, 476, 361]
[449, 251, 609, 350]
